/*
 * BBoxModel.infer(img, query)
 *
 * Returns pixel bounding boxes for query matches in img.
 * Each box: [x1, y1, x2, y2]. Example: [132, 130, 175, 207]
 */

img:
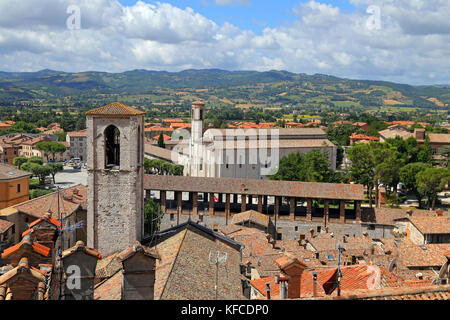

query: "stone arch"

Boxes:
[104, 125, 120, 169]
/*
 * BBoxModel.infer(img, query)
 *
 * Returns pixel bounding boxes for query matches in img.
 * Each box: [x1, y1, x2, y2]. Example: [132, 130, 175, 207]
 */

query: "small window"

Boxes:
[317, 226, 321, 233]
[17, 184, 21, 193]
[277, 233, 282, 241]
[294, 226, 298, 232]
[368, 225, 375, 230]
[104, 125, 120, 169]
[170, 214, 174, 221]
[199, 215, 204, 222]
[325, 254, 335, 261]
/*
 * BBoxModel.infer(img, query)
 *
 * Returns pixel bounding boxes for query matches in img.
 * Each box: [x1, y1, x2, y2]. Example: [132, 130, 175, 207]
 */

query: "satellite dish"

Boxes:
[438, 261, 448, 279]
[388, 258, 397, 272]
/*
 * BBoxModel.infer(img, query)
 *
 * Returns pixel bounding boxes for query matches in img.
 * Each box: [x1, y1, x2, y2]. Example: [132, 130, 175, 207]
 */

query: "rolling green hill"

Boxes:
[0, 69, 448, 110]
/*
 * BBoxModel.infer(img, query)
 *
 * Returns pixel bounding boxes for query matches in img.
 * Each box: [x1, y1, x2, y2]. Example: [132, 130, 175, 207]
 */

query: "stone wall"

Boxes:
[159, 213, 394, 240]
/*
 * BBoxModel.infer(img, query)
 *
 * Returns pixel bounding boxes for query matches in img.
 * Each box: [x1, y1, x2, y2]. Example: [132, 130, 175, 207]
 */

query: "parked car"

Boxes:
[73, 165, 81, 170]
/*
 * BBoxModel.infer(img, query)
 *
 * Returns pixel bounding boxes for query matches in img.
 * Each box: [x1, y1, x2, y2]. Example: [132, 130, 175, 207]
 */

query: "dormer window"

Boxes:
[105, 125, 120, 169]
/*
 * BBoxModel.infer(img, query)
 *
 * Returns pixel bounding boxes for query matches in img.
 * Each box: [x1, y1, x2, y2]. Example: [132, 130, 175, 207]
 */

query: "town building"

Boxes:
[66, 129, 87, 161]
[0, 133, 68, 163]
[0, 185, 87, 247]
[180, 101, 337, 179]
[0, 164, 31, 210]
[349, 133, 379, 145]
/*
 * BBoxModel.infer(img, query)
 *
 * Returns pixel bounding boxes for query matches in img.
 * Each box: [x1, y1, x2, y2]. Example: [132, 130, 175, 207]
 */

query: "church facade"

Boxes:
[180, 101, 337, 180]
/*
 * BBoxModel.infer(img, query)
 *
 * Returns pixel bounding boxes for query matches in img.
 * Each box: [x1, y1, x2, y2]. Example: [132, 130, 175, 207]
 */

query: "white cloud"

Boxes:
[0, 0, 448, 84]
[215, 0, 251, 6]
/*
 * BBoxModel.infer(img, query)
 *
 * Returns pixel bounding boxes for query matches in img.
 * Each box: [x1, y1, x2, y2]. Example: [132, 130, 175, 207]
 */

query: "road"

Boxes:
[53, 166, 88, 189]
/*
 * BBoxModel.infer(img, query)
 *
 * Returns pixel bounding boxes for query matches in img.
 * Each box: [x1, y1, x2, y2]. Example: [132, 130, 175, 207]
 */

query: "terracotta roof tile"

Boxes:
[1, 236, 51, 259]
[86, 102, 145, 116]
[12, 185, 86, 219]
[231, 210, 270, 228]
[0, 164, 32, 181]
[144, 175, 365, 201]
[314, 284, 450, 300]
[62, 241, 102, 259]
[408, 216, 450, 234]
[251, 264, 409, 299]
[0, 219, 14, 233]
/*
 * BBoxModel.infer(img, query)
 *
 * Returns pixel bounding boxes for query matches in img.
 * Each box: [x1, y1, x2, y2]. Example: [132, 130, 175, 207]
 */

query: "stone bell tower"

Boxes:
[86, 103, 145, 258]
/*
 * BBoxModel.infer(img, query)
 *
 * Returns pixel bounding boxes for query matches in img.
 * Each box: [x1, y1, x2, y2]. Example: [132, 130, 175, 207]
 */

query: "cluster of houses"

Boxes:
[0, 102, 448, 300]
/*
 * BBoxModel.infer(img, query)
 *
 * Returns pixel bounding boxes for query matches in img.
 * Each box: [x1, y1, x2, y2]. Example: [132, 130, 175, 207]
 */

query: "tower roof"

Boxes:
[192, 100, 205, 106]
[86, 102, 145, 117]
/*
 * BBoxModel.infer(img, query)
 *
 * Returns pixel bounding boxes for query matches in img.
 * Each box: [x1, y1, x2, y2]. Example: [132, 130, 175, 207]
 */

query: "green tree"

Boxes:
[49, 142, 66, 161]
[326, 124, 356, 146]
[28, 156, 44, 165]
[303, 149, 332, 182]
[53, 131, 67, 142]
[36, 141, 52, 161]
[12, 156, 28, 169]
[399, 162, 431, 208]
[437, 146, 450, 168]
[21, 162, 51, 185]
[417, 137, 433, 164]
[270, 150, 331, 183]
[416, 168, 450, 210]
[347, 144, 375, 207]
[46, 163, 64, 184]
[157, 132, 165, 148]
[270, 152, 304, 181]
[144, 198, 164, 236]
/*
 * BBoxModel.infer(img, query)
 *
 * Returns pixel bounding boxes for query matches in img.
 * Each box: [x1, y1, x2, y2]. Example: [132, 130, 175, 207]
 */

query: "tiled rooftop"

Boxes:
[314, 284, 450, 300]
[0, 219, 14, 233]
[408, 216, 450, 234]
[251, 263, 408, 299]
[144, 175, 365, 201]
[0, 164, 32, 181]
[9, 185, 87, 219]
[86, 102, 145, 116]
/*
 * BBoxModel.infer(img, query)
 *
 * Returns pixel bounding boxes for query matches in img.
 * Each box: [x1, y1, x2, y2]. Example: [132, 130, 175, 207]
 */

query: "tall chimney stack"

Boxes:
[275, 254, 307, 299]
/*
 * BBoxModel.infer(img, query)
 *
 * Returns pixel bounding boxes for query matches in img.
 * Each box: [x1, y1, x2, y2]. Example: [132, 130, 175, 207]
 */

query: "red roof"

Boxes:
[21, 214, 61, 237]
[350, 133, 379, 141]
[1, 239, 51, 259]
[250, 264, 408, 299]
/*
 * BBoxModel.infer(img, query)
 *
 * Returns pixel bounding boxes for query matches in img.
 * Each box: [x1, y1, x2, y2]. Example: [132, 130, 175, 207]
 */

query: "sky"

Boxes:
[0, 0, 449, 85]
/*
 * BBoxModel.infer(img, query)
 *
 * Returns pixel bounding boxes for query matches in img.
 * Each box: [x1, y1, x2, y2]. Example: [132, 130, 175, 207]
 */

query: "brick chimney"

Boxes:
[406, 210, 413, 217]
[61, 241, 102, 300]
[309, 228, 315, 238]
[118, 241, 159, 300]
[275, 254, 307, 299]
[362, 231, 368, 237]
[436, 209, 444, 217]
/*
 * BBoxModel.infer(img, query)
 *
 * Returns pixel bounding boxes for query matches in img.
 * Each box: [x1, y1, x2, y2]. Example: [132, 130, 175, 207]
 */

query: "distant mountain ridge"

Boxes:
[0, 68, 448, 108]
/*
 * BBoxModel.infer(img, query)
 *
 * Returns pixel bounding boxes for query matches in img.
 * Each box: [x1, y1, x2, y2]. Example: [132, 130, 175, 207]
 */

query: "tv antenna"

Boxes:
[209, 250, 228, 300]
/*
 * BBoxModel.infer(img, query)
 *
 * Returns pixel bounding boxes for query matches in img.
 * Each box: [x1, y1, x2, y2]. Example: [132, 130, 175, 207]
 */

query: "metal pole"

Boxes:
[57, 188, 64, 300]
[337, 244, 342, 297]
